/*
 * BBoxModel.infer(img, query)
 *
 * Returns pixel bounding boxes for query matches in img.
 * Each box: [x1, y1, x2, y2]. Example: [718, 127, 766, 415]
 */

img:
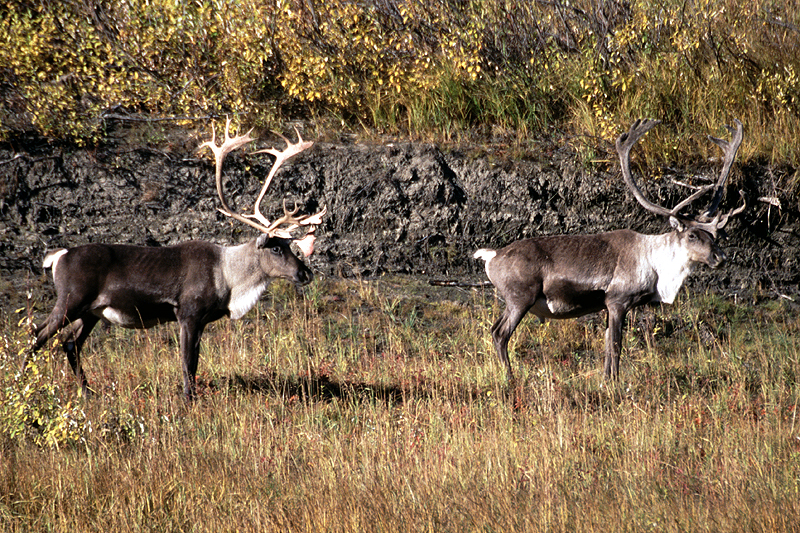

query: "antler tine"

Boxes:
[667, 183, 715, 215]
[264, 200, 328, 238]
[616, 118, 688, 221]
[705, 190, 747, 235]
[700, 119, 744, 220]
[198, 117, 269, 233]
[260, 201, 327, 257]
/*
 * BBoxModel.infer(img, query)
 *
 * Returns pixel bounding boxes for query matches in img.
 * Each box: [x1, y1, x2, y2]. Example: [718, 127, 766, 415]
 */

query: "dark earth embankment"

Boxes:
[1, 126, 798, 313]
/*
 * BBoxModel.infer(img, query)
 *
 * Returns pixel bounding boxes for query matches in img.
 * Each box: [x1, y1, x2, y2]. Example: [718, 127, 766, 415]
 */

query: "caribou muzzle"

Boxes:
[295, 265, 314, 286]
[709, 248, 727, 269]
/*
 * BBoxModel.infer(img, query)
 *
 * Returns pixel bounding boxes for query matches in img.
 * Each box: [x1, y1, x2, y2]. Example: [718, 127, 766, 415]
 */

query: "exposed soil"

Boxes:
[1, 125, 798, 313]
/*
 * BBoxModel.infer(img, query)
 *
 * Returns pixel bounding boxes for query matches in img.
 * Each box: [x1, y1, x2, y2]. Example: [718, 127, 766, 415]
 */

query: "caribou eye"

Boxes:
[271, 246, 283, 255]
[688, 232, 697, 242]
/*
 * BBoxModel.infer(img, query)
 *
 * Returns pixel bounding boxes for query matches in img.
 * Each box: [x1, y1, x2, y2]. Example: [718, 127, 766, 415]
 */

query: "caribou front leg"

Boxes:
[178, 317, 206, 400]
[604, 303, 627, 378]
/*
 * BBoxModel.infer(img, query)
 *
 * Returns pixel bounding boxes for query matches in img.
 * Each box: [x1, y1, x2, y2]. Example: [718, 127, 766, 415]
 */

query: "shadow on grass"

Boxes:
[210, 362, 640, 412]
[212, 370, 490, 407]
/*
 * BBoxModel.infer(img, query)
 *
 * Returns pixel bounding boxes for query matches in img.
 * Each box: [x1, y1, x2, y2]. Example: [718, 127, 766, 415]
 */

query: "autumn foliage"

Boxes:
[2, 0, 800, 162]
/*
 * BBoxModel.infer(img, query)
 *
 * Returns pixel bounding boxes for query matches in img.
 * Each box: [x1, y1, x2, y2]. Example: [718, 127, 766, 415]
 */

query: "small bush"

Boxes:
[0, 309, 88, 448]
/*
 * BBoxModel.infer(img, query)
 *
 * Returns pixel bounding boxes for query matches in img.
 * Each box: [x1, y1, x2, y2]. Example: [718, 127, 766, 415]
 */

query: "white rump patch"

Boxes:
[473, 249, 496, 263]
[474, 248, 497, 284]
[42, 249, 68, 281]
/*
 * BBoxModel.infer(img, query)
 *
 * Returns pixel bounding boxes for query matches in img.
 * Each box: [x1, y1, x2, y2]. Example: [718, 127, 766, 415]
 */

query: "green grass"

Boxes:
[1, 277, 799, 532]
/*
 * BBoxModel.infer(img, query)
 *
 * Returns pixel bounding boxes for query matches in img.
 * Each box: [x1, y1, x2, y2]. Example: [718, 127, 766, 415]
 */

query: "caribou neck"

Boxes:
[219, 240, 273, 320]
[643, 232, 696, 304]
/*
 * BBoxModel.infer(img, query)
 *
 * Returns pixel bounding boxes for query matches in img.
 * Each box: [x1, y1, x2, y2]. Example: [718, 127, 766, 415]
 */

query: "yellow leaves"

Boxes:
[4, 0, 795, 146]
[755, 64, 800, 112]
[3, 0, 519, 139]
[0, 310, 89, 448]
[1, 0, 285, 140]
[276, 0, 432, 108]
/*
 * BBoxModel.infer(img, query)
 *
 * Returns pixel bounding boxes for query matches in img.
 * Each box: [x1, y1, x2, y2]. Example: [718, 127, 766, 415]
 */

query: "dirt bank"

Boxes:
[1, 127, 797, 312]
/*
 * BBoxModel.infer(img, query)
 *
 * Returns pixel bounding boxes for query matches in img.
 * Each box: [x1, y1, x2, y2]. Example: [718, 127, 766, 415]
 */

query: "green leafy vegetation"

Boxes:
[0, 308, 88, 448]
[2, 0, 800, 166]
[1, 277, 798, 530]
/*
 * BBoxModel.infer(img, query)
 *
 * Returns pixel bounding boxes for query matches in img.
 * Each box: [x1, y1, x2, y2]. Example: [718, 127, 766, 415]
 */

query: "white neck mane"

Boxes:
[646, 233, 695, 304]
[220, 243, 271, 320]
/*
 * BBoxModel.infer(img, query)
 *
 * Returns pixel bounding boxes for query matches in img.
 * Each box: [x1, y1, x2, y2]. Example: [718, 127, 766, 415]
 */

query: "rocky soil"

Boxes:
[1, 126, 798, 313]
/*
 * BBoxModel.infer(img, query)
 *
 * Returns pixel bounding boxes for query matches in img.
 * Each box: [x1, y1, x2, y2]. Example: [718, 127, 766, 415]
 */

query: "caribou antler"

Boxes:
[198, 118, 325, 256]
[248, 128, 327, 239]
[198, 117, 257, 230]
[616, 118, 745, 238]
[696, 119, 746, 233]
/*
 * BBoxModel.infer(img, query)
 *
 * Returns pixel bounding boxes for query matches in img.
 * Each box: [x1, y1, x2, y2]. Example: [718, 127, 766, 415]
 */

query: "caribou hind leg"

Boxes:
[30, 299, 98, 396]
[490, 304, 533, 382]
[33, 306, 69, 351]
[62, 314, 99, 396]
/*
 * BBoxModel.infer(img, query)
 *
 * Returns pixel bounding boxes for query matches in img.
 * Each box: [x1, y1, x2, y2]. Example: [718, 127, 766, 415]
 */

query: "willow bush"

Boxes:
[0, 309, 89, 449]
[2, 0, 800, 164]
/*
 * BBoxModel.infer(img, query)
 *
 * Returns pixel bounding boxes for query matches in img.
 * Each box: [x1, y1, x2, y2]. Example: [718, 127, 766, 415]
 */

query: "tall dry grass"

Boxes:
[1, 277, 798, 532]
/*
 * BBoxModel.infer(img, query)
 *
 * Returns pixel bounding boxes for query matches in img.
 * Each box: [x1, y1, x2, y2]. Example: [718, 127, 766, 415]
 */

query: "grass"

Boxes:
[1, 276, 799, 532]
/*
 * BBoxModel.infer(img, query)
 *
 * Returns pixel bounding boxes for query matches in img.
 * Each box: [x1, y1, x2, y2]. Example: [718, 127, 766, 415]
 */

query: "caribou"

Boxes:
[30, 119, 325, 399]
[474, 118, 745, 382]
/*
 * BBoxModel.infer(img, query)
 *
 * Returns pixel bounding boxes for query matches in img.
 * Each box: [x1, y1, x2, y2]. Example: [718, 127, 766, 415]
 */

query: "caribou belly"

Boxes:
[532, 290, 607, 319]
[94, 305, 174, 329]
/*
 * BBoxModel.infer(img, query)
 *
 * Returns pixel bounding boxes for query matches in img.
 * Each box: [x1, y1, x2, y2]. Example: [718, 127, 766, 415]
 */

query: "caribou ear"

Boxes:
[669, 216, 685, 231]
[256, 234, 270, 248]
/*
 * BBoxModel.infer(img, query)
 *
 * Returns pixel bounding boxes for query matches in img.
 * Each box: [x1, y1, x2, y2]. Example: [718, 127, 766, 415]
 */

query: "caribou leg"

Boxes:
[490, 304, 532, 382]
[604, 303, 628, 378]
[62, 314, 99, 396]
[178, 317, 206, 400]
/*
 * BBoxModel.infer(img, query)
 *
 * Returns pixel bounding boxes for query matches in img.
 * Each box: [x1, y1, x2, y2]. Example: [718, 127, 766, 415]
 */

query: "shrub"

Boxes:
[1, 0, 800, 165]
[0, 308, 88, 448]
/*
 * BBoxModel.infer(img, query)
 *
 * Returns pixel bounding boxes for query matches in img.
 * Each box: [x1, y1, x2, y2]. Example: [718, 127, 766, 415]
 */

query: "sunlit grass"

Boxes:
[1, 277, 799, 532]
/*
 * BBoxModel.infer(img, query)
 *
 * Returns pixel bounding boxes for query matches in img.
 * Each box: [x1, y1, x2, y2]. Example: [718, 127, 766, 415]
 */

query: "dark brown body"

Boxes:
[32, 236, 312, 399]
[475, 227, 725, 380]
